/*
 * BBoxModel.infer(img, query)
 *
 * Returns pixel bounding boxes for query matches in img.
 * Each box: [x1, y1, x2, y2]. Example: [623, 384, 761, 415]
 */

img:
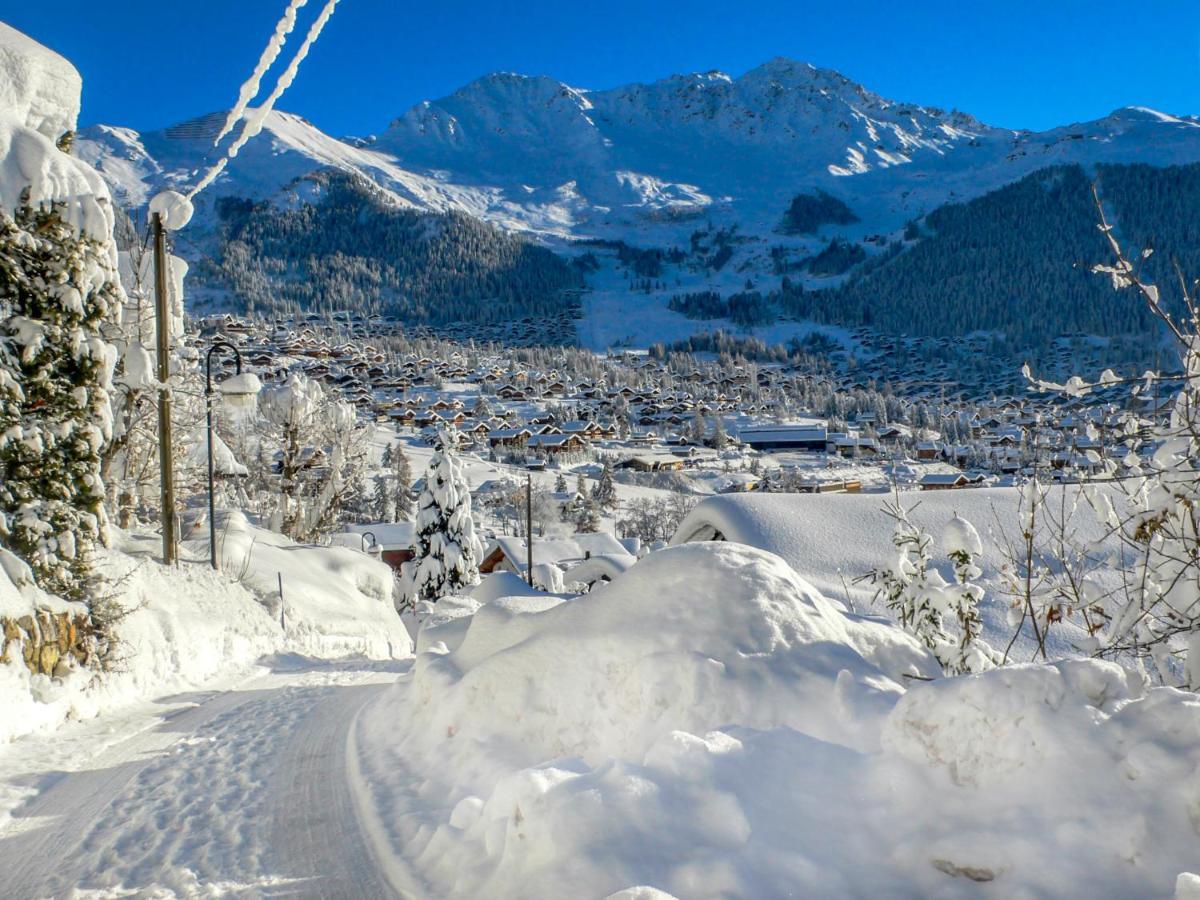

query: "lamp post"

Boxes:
[205, 340, 243, 570]
[360, 531, 377, 554]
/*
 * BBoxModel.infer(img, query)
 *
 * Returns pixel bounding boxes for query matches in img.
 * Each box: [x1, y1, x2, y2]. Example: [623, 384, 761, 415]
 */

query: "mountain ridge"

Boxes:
[72, 57, 1200, 351]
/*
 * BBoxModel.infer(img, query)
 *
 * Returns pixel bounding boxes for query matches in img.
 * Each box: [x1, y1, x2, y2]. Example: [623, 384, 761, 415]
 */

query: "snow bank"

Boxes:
[2, 514, 411, 745]
[0, 22, 80, 142]
[0, 24, 116, 239]
[353, 543, 1200, 898]
[878, 662, 1200, 896]
[0, 544, 282, 744]
[185, 510, 411, 661]
[399, 543, 932, 765]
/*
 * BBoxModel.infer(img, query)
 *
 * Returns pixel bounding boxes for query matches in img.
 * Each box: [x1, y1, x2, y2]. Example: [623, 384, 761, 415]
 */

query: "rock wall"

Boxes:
[1, 608, 92, 677]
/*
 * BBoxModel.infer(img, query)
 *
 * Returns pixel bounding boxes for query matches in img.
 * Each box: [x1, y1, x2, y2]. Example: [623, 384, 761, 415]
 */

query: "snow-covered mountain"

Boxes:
[74, 59, 1200, 345]
[79, 58, 1200, 242]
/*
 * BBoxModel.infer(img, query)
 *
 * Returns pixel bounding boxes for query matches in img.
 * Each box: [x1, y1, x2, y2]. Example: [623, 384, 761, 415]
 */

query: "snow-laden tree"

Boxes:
[1017, 190, 1200, 688]
[866, 497, 998, 676]
[0, 201, 119, 600]
[592, 460, 617, 511]
[398, 429, 482, 608]
[257, 373, 367, 542]
[101, 219, 203, 530]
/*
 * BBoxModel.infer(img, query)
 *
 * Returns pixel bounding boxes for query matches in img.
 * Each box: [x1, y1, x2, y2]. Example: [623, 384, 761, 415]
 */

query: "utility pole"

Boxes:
[152, 212, 177, 565]
[525, 473, 534, 586]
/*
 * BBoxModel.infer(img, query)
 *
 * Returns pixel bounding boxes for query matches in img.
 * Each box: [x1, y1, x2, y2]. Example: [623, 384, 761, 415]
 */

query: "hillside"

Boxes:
[73, 59, 1200, 351]
[188, 169, 581, 325]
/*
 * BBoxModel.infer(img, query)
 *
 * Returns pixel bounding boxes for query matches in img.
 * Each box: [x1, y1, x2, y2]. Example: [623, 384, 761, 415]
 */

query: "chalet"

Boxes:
[738, 424, 827, 452]
[918, 473, 981, 491]
[488, 427, 532, 448]
[617, 453, 686, 472]
[527, 433, 586, 455]
[915, 441, 941, 461]
[329, 523, 415, 573]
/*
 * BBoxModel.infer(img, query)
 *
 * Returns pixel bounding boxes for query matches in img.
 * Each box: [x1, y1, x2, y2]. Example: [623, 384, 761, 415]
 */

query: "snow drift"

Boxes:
[0, 23, 116, 239]
[354, 542, 1200, 898]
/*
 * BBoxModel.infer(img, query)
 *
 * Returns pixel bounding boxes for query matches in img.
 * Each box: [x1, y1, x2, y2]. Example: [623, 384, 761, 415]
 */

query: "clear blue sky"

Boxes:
[6, 0, 1200, 135]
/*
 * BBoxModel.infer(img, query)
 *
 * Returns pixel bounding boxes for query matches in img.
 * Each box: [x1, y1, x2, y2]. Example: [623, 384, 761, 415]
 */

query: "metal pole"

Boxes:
[361, 531, 377, 554]
[152, 213, 176, 566]
[525, 473, 533, 586]
[206, 340, 242, 570]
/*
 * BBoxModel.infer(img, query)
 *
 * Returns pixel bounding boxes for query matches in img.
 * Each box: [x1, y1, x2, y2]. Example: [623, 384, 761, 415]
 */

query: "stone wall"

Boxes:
[1, 608, 92, 677]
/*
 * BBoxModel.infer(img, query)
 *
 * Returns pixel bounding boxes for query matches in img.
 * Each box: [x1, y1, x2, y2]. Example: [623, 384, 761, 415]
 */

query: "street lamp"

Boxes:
[205, 341, 261, 569]
[360, 531, 378, 554]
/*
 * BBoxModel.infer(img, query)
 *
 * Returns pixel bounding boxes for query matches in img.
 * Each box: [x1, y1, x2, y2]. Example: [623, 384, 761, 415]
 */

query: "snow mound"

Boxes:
[884, 659, 1146, 786]
[0, 22, 80, 141]
[354, 546, 1200, 898]
[0, 24, 116, 239]
[392, 542, 933, 769]
[185, 510, 412, 661]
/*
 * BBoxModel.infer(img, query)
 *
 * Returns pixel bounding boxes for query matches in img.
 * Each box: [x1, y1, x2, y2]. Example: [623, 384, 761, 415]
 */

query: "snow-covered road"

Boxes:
[0, 658, 410, 898]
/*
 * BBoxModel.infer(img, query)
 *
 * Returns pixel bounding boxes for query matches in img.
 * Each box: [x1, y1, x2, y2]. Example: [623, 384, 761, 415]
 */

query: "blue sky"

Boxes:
[6, 0, 1200, 134]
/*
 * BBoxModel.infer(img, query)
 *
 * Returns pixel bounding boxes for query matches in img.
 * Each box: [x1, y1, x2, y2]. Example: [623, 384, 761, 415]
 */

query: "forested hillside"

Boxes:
[192, 170, 582, 323]
[782, 163, 1200, 344]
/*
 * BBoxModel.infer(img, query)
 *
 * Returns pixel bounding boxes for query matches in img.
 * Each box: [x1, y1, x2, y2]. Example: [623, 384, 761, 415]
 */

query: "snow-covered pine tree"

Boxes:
[398, 429, 482, 607]
[392, 442, 414, 522]
[592, 460, 617, 511]
[575, 494, 602, 533]
[711, 415, 728, 450]
[0, 201, 119, 600]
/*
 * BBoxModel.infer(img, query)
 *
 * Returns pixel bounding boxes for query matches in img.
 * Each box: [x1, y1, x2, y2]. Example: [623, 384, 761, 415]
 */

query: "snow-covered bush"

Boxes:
[257, 372, 367, 542]
[1020, 192, 1200, 687]
[0, 200, 119, 600]
[398, 430, 482, 608]
[866, 496, 998, 675]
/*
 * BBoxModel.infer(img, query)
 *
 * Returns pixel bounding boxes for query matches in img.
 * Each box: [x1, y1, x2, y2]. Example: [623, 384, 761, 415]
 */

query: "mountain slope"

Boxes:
[189, 169, 581, 326]
[74, 59, 1200, 349]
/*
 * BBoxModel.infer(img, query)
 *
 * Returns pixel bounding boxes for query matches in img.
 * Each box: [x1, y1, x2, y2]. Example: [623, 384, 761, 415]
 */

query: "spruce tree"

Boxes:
[399, 430, 481, 606]
[592, 460, 617, 511]
[392, 442, 414, 521]
[0, 202, 119, 600]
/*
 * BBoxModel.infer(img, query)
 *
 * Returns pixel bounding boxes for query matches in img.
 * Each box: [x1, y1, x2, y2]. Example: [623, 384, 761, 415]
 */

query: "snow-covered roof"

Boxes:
[485, 532, 632, 573]
[331, 522, 416, 552]
[670, 489, 1111, 605]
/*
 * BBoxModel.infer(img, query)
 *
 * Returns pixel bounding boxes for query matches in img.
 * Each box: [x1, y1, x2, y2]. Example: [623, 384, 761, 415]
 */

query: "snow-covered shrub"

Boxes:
[257, 372, 367, 542]
[866, 496, 998, 675]
[1020, 193, 1200, 687]
[0, 200, 119, 600]
[399, 429, 482, 608]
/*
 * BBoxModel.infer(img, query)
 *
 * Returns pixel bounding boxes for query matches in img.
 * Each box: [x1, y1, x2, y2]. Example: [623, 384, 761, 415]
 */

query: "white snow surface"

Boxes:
[0, 23, 116, 239]
[1, 514, 410, 746]
[352, 541, 1200, 898]
[0, 21, 80, 142]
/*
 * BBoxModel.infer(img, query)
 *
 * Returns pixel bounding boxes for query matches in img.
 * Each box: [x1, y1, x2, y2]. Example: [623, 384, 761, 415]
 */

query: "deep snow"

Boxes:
[352, 542, 1200, 898]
